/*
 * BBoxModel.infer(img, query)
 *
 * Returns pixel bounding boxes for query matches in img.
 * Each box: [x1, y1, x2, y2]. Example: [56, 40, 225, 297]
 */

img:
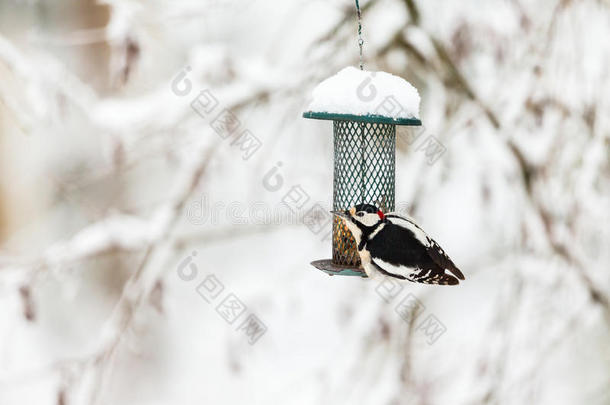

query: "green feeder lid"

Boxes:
[303, 66, 422, 127]
[302, 111, 421, 126]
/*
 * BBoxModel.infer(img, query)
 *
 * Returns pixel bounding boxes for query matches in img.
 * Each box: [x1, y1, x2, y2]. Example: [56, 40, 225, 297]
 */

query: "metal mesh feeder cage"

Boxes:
[303, 111, 421, 277]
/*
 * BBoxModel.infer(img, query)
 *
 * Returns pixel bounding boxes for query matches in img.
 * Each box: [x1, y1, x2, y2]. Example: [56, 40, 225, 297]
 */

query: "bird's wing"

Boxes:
[425, 238, 465, 280]
[371, 257, 460, 285]
[385, 213, 465, 281]
[385, 214, 430, 246]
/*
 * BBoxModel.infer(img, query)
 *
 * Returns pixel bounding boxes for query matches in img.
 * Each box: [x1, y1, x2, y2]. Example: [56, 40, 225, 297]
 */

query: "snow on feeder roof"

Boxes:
[303, 66, 422, 126]
[303, 67, 422, 277]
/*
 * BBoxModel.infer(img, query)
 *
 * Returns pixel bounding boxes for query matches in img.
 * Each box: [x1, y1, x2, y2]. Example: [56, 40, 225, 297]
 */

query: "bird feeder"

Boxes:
[303, 67, 422, 277]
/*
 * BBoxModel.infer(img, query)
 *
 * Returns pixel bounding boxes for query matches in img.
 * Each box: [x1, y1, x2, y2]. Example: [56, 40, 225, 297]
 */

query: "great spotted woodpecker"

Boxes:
[331, 204, 465, 285]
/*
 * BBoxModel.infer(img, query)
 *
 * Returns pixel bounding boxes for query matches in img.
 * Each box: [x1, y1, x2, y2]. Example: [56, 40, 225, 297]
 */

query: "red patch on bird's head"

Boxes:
[377, 210, 385, 220]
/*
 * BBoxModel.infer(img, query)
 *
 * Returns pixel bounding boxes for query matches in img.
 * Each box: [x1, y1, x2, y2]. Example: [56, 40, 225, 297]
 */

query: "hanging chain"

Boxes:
[355, 0, 364, 70]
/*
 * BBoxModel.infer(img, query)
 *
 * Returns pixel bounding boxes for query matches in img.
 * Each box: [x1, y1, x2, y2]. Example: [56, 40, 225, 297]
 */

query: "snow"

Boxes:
[1, 1, 609, 405]
[305, 66, 421, 119]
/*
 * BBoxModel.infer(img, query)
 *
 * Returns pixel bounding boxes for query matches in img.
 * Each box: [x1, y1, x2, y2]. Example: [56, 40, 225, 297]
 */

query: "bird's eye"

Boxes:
[356, 212, 365, 217]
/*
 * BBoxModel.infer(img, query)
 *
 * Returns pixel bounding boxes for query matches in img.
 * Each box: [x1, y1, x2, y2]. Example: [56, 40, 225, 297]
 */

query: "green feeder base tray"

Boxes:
[310, 259, 367, 277]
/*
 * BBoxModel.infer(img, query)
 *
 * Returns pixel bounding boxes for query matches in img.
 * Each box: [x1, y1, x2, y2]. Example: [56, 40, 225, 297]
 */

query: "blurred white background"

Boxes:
[0, 0, 609, 404]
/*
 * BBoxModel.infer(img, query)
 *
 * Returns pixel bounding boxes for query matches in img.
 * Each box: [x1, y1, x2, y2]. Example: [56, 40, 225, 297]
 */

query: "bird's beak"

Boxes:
[330, 210, 348, 219]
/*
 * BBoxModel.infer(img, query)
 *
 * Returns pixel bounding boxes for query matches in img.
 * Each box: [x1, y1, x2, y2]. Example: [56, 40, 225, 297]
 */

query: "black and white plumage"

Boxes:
[332, 204, 465, 285]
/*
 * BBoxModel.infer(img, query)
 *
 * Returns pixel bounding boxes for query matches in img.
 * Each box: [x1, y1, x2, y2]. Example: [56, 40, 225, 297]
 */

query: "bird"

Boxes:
[331, 203, 465, 285]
